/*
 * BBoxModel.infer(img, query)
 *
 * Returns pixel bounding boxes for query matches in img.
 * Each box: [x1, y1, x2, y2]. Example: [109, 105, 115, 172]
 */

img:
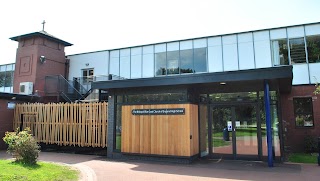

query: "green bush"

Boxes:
[3, 128, 40, 165]
[304, 135, 318, 153]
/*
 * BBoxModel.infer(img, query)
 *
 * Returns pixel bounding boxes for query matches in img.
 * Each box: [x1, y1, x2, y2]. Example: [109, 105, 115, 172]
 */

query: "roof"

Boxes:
[92, 66, 293, 93]
[0, 92, 40, 102]
[10, 31, 73, 46]
[67, 21, 320, 56]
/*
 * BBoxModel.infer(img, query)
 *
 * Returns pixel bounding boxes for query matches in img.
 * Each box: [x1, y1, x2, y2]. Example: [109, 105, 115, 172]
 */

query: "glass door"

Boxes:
[210, 104, 260, 160]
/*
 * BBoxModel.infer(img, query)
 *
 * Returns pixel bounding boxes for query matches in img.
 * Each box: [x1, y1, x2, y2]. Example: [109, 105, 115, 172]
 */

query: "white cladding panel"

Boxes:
[253, 31, 272, 68]
[238, 41, 255, 70]
[208, 37, 221, 46]
[237, 33, 252, 43]
[4, 87, 12, 93]
[208, 46, 223, 72]
[110, 50, 119, 57]
[142, 54, 154, 78]
[270, 28, 287, 40]
[287, 26, 304, 38]
[131, 47, 142, 55]
[292, 64, 310, 85]
[305, 24, 320, 36]
[309, 63, 320, 84]
[223, 44, 238, 71]
[120, 49, 130, 57]
[222, 35, 237, 44]
[68, 51, 109, 79]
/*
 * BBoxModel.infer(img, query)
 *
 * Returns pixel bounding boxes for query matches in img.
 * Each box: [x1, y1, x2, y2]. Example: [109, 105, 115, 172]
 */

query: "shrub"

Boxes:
[3, 127, 40, 165]
[304, 135, 318, 153]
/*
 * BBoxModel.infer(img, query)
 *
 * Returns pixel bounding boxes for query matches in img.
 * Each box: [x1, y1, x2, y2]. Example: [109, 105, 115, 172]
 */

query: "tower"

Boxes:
[10, 23, 72, 96]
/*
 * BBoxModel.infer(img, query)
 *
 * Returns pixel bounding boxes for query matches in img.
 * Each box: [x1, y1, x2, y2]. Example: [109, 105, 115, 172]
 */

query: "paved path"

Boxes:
[1, 151, 319, 181]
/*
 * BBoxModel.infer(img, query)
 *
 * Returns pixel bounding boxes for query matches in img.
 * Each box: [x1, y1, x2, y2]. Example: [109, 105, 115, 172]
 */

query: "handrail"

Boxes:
[45, 75, 86, 102]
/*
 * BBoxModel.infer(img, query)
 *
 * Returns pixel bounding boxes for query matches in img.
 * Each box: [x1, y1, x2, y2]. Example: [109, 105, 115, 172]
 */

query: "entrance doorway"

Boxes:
[209, 104, 261, 160]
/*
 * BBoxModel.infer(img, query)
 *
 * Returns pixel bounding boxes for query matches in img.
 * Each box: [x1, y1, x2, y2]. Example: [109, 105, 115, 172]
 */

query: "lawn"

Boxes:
[0, 160, 79, 181]
[213, 127, 266, 137]
[213, 138, 231, 147]
[288, 153, 318, 164]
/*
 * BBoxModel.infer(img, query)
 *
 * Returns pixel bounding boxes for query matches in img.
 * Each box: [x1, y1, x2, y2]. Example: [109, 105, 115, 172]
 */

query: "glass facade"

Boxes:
[0, 63, 14, 93]
[306, 35, 320, 63]
[199, 91, 281, 159]
[272, 39, 289, 65]
[289, 38, 306, 64]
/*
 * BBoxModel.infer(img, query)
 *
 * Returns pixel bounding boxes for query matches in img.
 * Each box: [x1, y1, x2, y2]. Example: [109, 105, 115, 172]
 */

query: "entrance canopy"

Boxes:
[92, 66, 293, 93]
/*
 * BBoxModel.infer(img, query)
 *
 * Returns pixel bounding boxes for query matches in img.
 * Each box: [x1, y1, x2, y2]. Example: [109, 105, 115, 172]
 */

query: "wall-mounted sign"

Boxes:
[7, 102, 16, 109]
[132, 108, 185, 115]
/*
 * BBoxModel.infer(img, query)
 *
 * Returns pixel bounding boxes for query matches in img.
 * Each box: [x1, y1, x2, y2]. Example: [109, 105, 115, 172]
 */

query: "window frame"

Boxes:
[293, 97, 314, 128]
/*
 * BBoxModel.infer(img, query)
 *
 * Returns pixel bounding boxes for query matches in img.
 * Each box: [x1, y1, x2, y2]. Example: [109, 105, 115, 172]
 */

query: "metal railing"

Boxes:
[45, 75, 86, 102]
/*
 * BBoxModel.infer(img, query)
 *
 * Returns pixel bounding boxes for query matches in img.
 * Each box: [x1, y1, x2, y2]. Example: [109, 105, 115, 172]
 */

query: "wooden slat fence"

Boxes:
[13, 102, 108, 148]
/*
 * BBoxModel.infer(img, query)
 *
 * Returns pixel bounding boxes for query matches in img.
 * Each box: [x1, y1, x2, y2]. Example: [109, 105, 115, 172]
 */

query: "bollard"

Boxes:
[318, 137, 320, 166]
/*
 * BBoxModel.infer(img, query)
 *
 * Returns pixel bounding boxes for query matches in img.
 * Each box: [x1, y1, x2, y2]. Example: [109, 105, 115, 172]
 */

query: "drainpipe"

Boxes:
[264, 80, 273, 167]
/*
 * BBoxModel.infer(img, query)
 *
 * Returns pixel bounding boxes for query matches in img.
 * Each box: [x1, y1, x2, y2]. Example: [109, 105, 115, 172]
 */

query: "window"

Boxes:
[194, 48, 207, 73]
[180, 49, 194, 73]
[166, 51, 179, 74]
[293, 97, 314, 127]
[272, 39, 289, 65]
[155, 52, 166, 76]
[306, 35, 320, 63]
[82, 69, 94, 83]
[289, 38, 306, 64]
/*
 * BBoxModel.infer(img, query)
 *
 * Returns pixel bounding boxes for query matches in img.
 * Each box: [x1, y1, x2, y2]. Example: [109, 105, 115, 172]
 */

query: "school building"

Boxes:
[1, 22, 319, 164]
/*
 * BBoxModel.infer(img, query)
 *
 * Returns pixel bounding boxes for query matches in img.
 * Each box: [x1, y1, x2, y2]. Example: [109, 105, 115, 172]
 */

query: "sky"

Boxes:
[0, 0, 319, 64]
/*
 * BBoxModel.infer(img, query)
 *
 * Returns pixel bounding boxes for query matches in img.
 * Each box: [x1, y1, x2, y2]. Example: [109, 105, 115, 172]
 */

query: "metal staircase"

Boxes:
[45, 75, 89, 102]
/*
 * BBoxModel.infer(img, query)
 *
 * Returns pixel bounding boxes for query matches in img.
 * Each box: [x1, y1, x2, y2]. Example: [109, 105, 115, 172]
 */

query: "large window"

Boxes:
[272, 39, 289, 65]
[194, 48, 207, 72]
[289, 38, 306, 64]
[155, 52, 166, 76]
[166, 51, 179, 74]
[306, 35, 320, 63]
[180, 49, 194, 73]
[82, 68, 94, 83]
[293, 97, 314, 127]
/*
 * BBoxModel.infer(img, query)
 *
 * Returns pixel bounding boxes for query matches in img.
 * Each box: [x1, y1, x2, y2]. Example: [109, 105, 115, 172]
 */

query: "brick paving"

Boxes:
[0, 151, 319, 181]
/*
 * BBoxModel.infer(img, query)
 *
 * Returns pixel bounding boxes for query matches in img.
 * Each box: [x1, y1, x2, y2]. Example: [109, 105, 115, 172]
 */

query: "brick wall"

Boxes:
[0, 99, 15, 149]
[280, 85, 320, 152]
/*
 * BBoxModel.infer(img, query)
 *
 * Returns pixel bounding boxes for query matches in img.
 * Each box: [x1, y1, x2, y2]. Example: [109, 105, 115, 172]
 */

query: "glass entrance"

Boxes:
[210, 104, 259, 160]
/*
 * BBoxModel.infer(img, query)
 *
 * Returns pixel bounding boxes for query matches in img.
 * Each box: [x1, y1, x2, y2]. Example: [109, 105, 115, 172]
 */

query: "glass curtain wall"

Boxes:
[306, 35, 320, 63]
[0, 63, 14, 93]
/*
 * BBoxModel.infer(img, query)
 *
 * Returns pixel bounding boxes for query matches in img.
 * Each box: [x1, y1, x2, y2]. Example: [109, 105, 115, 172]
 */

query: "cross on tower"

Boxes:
[42, 20, 46, 31]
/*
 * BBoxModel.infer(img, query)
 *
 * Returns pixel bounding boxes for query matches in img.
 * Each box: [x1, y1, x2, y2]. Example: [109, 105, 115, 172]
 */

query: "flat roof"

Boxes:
[92, 66, 293, 93]
[0, 92, 40, 102]
[10, 31, 73, 46]
[67, 21, 320, 56]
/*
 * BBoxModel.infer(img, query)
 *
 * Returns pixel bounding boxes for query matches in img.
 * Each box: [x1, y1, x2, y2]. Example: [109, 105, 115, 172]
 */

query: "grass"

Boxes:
[213, 138, 231, 147]
[0, 160, 79, 181]
[213, 127, 267, 137]
[288, 153, 318, 164]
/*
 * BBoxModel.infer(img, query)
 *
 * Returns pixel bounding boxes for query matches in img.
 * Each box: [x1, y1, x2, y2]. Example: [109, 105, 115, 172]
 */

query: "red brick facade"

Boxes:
[13, 36, 68, 97]
[280, 85, 320, 152]
[0, 100, 18, 149]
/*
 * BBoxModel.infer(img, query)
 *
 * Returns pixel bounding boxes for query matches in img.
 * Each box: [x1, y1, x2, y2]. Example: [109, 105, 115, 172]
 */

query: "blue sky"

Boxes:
[0, 0, 319, 64]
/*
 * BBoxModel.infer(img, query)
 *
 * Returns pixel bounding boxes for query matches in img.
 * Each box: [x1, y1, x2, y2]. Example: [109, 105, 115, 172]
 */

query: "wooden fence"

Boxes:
[13, 102, 108, 148]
